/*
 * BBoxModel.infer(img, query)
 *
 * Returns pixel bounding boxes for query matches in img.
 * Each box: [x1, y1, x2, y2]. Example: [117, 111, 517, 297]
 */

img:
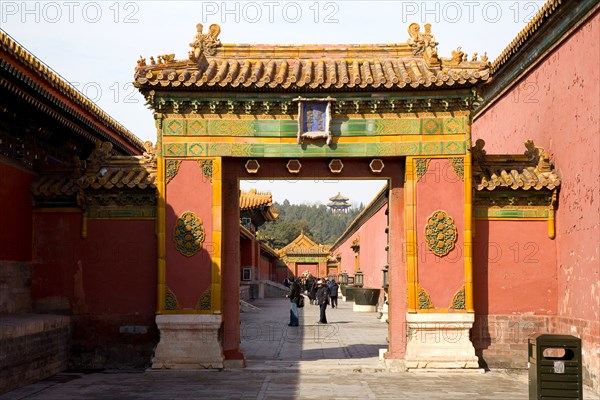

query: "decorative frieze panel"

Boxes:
[415, 158, 430, 181]
[417, 285, 434, 309]
[196, 288, 211, 311]
[160, 116, 470, 137]
[87, 207, 156, 219]
[163, 140, 467, 158]
[151, 97, 478, 116]
[165, 287, 179, 310]
[449, 285, 466, 310]
[173, 211, 205, 257]
[165, 160, 182, 184]
[199, 160, 213, 181]
[425, 210, 458, 257]
[450, 157, 464, 180]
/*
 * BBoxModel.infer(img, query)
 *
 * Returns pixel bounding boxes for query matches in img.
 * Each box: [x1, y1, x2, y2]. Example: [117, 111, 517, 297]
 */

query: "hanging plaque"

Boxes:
[294, 96, 335, 145]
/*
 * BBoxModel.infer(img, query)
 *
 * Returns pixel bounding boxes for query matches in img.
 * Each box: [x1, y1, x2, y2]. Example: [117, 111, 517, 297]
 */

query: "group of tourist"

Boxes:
[284, 275, 339, 326]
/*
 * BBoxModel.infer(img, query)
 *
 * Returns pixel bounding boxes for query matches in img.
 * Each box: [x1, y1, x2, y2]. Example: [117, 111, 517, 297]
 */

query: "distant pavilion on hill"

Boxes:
[327, 192, 351, 213]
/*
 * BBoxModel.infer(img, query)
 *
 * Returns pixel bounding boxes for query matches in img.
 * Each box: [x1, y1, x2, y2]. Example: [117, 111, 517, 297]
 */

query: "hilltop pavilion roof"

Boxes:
[329, 192, 349, 202]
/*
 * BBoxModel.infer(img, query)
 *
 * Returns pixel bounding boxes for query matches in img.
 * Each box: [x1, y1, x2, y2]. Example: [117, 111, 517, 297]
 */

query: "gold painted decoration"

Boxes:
[165, 287, 179, 310]
[417, 285, 434, 309]
[450, 158, 464, 181]
[425, 210, 458, 257]
[196, 288, 212, 311]
[165, 160, 182, 184]
[450, 285, 466, 310]
[174, 211, 205, 257]
[199, 159, 213, 182]
[415, 158, 430, 181]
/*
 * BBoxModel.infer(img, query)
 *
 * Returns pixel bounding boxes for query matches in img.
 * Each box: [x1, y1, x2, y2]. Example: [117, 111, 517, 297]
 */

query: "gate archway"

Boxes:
[134, 21, 488, 369]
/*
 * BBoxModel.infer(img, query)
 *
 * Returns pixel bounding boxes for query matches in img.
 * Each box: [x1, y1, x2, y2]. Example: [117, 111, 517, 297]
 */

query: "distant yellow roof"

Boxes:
[280, 230, 331, 256]
[240, 189, 273, 210]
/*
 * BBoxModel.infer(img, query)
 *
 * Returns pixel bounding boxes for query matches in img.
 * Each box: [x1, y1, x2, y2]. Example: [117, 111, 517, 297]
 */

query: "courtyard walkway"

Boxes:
[2, 297, 598, 399]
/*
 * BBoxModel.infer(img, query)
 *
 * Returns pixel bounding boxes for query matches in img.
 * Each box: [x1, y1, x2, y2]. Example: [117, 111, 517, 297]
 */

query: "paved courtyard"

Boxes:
[2, 298, 598, 399]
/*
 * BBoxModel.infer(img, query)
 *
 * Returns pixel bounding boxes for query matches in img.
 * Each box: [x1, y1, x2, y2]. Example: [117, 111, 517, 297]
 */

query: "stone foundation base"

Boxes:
[405, 313, 480, 370]
[353, 304, 377, 312]
[152, 314, 224, 369]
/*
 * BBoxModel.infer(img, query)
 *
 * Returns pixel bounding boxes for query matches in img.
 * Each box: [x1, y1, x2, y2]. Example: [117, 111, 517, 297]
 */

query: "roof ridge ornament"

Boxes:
[189, 23, 222, 62]
[407, 22, 440, 68]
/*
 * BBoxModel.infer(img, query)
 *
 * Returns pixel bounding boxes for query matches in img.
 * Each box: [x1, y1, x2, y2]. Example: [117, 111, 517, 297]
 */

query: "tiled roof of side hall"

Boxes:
[240, 189, 273, 210]
[134, 23, 491, 92]
[0, 30, 147, 154]
[471, 139, 561, 192]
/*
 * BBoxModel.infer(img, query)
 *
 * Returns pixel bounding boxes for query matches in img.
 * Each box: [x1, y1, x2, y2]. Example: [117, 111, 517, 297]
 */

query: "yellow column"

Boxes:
[156, 154, 166, 313]
[211, 157, 223, 313]
[463, 154, 474, 313]
[548, 190, 557, 239]
[405, 157, 417, 312]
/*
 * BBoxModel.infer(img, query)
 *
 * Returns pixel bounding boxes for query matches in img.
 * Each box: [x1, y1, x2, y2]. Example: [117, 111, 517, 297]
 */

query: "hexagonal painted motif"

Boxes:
[425, 210, 458, 257]
[174, 211, 205, 257]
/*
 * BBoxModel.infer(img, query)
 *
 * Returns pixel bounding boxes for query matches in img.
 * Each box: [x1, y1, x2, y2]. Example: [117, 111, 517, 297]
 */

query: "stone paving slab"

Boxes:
[2, 297, 598, 399]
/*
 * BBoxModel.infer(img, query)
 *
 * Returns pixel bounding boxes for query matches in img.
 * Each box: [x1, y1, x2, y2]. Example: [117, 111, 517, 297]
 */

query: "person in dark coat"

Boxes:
[316, 280, 329, 324]
[308, 277, 318, 305]
[287, 278, 301, 326]
[328, 279, 339, 309]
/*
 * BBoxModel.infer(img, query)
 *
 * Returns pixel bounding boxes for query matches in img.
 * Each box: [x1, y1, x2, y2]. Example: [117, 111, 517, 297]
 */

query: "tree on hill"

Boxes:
[257, 201, 364, 249]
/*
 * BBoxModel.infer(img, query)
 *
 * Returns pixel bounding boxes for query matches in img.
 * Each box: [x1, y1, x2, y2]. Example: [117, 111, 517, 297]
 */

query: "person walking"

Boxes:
[328, 279, 339, 309]
[316, 280, 329, 324]
[287, 278, 301, 326]
[308, 277, 318, 305]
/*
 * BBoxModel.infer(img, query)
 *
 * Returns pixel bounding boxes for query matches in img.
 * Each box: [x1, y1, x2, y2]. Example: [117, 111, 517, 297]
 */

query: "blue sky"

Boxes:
[2, 1, 543, 204]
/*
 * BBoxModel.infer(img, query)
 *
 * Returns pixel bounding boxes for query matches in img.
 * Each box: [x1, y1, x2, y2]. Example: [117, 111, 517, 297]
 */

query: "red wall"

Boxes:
[473, 12, 599, 390]
[31, 212, 158, 368]
[294, 262, 318, 278]
[259, 254, 270, 280]
[416, 159, 465, 308]
[31, 213, 156, 315]
[0, 162, 35, 261]
[473, 13, 600, 323]
[165, 161, 213, 308]
[473, 220, 557, 315]
[332, 203, 387, 289]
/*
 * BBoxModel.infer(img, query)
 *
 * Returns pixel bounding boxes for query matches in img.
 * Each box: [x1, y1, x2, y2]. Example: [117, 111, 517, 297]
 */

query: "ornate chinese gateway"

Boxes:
[133, 22, 492, 369]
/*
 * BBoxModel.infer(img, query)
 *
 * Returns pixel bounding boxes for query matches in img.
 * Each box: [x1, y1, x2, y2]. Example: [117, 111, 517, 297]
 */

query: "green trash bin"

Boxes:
[528, 334, 582, 399]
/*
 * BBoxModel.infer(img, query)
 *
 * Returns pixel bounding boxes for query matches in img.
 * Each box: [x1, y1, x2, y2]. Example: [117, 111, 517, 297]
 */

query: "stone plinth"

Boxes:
[353, 304, 378, 312]
[152, 314, 224, 369]
[405, 313, 480, 370]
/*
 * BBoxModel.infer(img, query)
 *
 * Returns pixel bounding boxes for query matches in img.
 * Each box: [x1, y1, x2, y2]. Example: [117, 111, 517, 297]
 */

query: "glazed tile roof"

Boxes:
[476, 167, 560, 191]
[240, 189, 273, 210]
[329, 192, 349, 201]
[471, 139, 561, 191]
[280, 231, 331, 256]
[134, 23, 491, 92]
[0, 30, 146, 154]
[31, 142, 157, 198]
[491, 0, 563, 74]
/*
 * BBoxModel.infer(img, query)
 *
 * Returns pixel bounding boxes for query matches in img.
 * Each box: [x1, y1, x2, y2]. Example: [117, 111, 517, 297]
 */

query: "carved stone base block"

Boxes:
[405, 313, 480, 370]
[353, 304, 378, 312]
[152, 314, 224, 369]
